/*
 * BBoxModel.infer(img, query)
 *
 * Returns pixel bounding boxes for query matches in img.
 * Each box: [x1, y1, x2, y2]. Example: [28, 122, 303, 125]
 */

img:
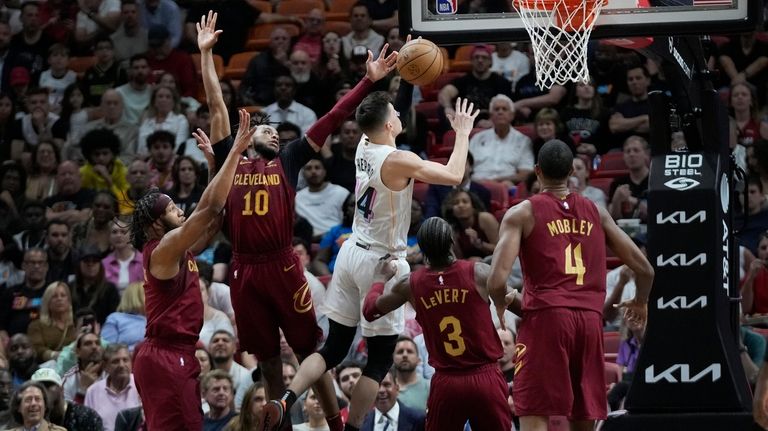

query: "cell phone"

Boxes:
[81, 316, 96, 333]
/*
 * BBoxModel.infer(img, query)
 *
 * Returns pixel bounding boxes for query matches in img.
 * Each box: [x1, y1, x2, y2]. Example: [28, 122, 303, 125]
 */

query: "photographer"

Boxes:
[56, 309, 109, 402]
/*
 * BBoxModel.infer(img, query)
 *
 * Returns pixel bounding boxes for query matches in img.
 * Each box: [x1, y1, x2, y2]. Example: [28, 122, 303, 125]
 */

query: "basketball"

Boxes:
[396, 38, 443, 86]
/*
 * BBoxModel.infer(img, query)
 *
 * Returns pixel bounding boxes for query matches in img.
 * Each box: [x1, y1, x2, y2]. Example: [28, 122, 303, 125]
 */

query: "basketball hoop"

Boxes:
[513, 0, 608, 88]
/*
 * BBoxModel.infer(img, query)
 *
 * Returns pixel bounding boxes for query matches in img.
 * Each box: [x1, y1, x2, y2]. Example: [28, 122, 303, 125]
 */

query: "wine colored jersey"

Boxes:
[142, 239, 203, 345]
[410, 260, 502, 371]
[519, 192, 606, 313]
[218, 135, 315, 254]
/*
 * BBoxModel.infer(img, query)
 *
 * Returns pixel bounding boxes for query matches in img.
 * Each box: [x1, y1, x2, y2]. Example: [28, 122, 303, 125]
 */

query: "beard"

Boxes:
[253, 142, 278, 160]
[292, 71, 311, 84]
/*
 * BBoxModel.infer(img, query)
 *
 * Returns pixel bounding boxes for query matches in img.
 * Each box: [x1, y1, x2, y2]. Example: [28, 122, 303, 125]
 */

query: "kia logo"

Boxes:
[664, 177, 700, 191]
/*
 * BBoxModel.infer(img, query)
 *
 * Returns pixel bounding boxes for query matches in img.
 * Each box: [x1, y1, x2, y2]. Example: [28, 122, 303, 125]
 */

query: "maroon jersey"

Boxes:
[520, 192, 606, 313]
[142, 239, 203, 345]
[410, 260, 503, 372]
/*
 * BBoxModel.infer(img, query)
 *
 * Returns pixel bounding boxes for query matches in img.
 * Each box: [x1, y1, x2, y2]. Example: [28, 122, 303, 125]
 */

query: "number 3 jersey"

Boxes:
[352, 139, 413, 256]
[410, 260, 503, 372]
[520, 192, 606, 313]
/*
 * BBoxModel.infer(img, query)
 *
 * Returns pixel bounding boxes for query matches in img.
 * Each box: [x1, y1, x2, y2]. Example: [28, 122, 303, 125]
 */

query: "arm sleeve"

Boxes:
[393, 79, 415, 124]
[279, 137, 316, 190]
[305, 77, 375, 147]
[212, 135, 235, 174]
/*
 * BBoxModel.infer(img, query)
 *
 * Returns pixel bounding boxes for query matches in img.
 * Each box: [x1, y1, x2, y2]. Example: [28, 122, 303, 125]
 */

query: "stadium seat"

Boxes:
[514, 123, 536, 141]
[413, 181, 429, 205]
[441, 127, 484, 149]
[718, 88, 730, 107]
[598, 152, 628, 171]
[191, 53, 224, 79]
[250, 0, 272, 14]
[327, 0, 357, 20]
[587, 177, 613, 198]
[603, 331, 621, 362]
[69, 56, 96, 79]
[514, 181, 528, 199]
[591, 169, 628, 179]
[324, 20, 351, 36]
[479, 180, 509, 210]
[415, 101, 440, 131]
[276, 0, 325, 15]
[224, 51, 259, 80]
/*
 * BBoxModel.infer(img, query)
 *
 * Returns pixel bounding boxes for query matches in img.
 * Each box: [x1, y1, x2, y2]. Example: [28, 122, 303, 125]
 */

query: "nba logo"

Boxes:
[436, 0, 457, 14]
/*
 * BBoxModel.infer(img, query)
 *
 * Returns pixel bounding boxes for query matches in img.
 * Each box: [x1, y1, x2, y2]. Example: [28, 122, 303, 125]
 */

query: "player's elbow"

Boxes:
[636, 260, 654, 280]
[444, 172, 463, 186]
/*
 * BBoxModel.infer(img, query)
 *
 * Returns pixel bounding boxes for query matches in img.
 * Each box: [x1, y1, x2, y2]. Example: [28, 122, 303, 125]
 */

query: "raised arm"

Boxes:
[362, 256, 412, 321]
[197, 11, 231, 143]
[150, 110, 256, 279]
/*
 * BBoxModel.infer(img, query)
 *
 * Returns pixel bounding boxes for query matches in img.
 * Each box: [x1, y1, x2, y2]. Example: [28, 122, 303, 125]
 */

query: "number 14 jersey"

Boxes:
[352, 139, 413, 256]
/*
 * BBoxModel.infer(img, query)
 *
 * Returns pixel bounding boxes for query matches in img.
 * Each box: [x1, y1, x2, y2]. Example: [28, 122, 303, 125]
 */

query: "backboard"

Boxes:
[400, 0, 761, 45]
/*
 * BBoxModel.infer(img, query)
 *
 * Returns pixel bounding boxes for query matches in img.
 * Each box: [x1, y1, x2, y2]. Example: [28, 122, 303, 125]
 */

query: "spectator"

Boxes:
[82, 89, 139, 163]
[225, 382, 267, 431]
[560, 79, 610, 156]
[468, 94, 534, 187]
[116, 159, 149, 215]
[38, 44, 76, 113]
[7, 334, 38, 387]
[139, 0, 182, 49]
[393, 336, 430, 413]
[9, 381, 66, 431]
[138, 85, 189, 148]
[294, 388, 330, 431]
[55, 308, 107, 376]
[336, 361, 363, 402]
[145, 130, 176, 191]
[168, 156, 203, 217]
[209, 330, 253, 410]
[102, 218, 143, 293]
[31, 367, 103, 431]
[38, 0, 79, 46]
[341, 3, 384, 59]
[497, 328, 515, 382]
[291, 238, 327, 313]
[70, 245, 120, 324]
[360, 368, 425, 430]
[719, 32, 768, 90]
[263, 75, 317, 135]
[293, 9, 326, 64]
[145, 25, 196, 98]
[0, 22, 14, 94]
[571, 156, 607, 210]
[491, 42, 530, 90]
[84, 343, 141, 431]
[157, 72, 200, 120]
[424, 152, 491, 219]
[322, 119, 361, 193]
[11, 87, 66, 154]
[603, 236, 646, 328]
[219, 79, 241, 127]
[8, 67, 31, 117]
[74, 0, 121, 51]
[115, 54, 151, 125]
[315, 31, 348, 87]
[72, 190, 117, 255]
[102, 282, 146, 352]
[10, 2, 54, 80]
[13, 201, 47, 252]
[199, 277, 235, 351]
[114, 406, 144, 431]
[45, 220, 76, 283]
[82, 36, 128, 107]
[196, 347, 213, 377]
[406, 200, 425, 271]
[730, 82, 763, 171]
[312, 194, 354, 275]
[60, 330, 104, 403]
[383, 26, 406, 54]
[26, 281, 76, 363]
[296, 159, 350, 240]
[178, 105, 211, 165]
[24, 141, 60, 202]
[201, 370, 237, 431]
[0, 231, 24, 288]
[58, 83, 98, 159]
[361, 0, 399, 33]
[609, 65, 651, 147]
[609, 136, 650, 221]
[442, 189, 499, 260]
[607, 317, 645, 411]
[0, 369, 10, 428]
[737, 176, 768, 255]
[239, 27, 291, 106]
[44, 160, 95, 225]
[110, 0, 147, 68]
[290, 49, 327, 114]
[532, 108, 576, 160]
[80, 130, 127, 196]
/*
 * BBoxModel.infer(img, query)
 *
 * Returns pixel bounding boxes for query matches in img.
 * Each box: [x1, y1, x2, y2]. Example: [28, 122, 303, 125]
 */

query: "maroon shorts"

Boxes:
[426, 363, 513, 431]
[513, 307, 607, 420]
[230, 248, 322, 360]
[133, 340, 202, 431]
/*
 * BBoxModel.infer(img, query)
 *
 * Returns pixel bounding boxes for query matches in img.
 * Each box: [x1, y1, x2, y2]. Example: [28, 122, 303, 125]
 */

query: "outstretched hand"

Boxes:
[193, 127, 215, 168]
[365, 43, 398, 82]
[232, 109, 258, 153]
[447, 98, 480, 134]
[615, 298, 648, 327]
[197, 10, 222, 51]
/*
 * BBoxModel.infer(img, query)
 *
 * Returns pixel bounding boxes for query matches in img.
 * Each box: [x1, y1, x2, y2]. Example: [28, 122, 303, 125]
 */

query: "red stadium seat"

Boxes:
[276, 0, 325, 15]
[598, 152, 628, 171]
[413, 182, 429, 205]
[514, 123, 536, 141]
[478, 180, 509, 211]
[603, 331, 621, 362]
[224, 51, 259, 80]
[415, 100, 440, 132]
[324, 20, 351, 37]
[590, 169, 628, 179]
[587, 177, 613, 198]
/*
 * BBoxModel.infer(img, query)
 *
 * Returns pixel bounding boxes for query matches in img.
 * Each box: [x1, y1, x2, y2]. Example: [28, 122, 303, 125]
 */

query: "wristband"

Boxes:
[362, 282, 386, 321]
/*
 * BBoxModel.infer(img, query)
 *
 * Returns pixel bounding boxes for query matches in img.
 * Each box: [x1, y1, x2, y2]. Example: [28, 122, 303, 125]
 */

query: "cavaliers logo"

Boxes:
[292, 282, 313, 313]
[513, 343, 527, 376]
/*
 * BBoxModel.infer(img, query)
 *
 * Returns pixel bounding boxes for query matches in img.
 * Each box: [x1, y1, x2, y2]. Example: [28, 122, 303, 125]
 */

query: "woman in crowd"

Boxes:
[102, 282, 146, 352]
[532, 108, 576, 160]
[72, 190, 117, 254]
[26, 281, 76, 362]
[730, 81, 763, 171]
[24, 141, 59, 202]
[196, 346, 213, 376]
[158, 72, 201, 122]
[442, 189, 499, 260]
[0, 161, 27, 219]
[560, 78, 609, 156]
[58, 83, 98, 160]
[199, 277, 235, 348]
[315, 31, 348, 87]
[102, 217, 143, 295]
[570, 156, 607, 209]
[225, 382, 267, 431]
[219, 79, 240, 126]
[607, 316, 646, 411]
[312, 194, 354, 276]
[293, 388, 329, 431]
[138, 85, 189, 148]
[70, 245, 120, 324]
[168, 156, 203, 217]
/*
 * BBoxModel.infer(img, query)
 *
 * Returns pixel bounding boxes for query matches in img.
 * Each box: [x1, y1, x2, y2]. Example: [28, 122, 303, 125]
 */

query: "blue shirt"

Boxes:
[319, 225, 352, 272]
[102, 312, 147, 352]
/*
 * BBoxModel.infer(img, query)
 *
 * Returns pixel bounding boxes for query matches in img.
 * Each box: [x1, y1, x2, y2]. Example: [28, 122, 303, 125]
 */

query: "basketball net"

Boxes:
[513, 0, 607, 88]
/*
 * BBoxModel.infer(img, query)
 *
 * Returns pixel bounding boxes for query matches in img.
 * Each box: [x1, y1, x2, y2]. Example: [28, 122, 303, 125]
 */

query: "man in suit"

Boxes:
[361, 368, 425, 431]
[424, 152, 491, 219]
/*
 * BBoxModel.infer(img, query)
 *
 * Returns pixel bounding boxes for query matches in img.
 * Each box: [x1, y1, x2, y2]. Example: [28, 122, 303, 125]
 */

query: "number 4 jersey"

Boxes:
[520, 192, 607, 313]
[352, 139, 413, 255]
[410, 260, 503, 372]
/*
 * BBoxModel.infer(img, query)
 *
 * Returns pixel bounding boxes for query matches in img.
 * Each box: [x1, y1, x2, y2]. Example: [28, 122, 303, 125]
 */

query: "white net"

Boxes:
[513, 0, 606, 89]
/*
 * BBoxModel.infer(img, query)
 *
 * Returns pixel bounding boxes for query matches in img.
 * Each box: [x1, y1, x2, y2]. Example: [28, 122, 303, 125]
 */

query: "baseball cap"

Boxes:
[351, 45, 368, 63]
[79, 244, 102, 260]
[31, 368, 62, 386]
[471, 44, 493, 58]
[9, 66, 30, 86]
[148, 25, 170, 47]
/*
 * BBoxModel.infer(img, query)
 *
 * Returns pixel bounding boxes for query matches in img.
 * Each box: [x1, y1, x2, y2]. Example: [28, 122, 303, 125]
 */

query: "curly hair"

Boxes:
[130, 190, 165, 250]
[441, 189, 486, 229]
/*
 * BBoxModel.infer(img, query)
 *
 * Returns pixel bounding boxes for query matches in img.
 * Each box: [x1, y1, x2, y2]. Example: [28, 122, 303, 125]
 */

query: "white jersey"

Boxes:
[351, 138, 413, 256]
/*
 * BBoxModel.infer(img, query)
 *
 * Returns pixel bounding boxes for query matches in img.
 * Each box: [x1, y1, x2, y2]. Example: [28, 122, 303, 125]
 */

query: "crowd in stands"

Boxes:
[1, 0, 768, 429]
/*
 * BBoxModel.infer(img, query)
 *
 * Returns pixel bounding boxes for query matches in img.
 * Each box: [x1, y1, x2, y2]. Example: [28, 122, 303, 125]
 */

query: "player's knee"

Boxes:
[318, 320, 357, 369]
[362, 335, 398, 383]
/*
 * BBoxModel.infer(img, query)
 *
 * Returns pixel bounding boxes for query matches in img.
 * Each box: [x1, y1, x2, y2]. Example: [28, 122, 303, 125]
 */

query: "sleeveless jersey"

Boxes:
[142, 239, 203, 345]
[351, 139, 413, 256]
[519, 192, 606, 313]
[410, 260, 503, 371]
[225, 157, 295, 254]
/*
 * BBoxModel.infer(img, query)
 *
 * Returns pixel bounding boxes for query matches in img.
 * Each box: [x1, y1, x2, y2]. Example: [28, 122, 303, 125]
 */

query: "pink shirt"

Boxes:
[102, 250, 144, 293]
[84, 374, 142, 431]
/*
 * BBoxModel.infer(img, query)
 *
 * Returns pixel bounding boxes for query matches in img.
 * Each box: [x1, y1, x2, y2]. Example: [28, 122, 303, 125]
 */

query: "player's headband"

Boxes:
[150, 194, 173, 221]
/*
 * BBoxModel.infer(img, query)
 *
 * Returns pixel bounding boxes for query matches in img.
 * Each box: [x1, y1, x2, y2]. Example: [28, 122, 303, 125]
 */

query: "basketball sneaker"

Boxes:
[261, 399, 286, 431]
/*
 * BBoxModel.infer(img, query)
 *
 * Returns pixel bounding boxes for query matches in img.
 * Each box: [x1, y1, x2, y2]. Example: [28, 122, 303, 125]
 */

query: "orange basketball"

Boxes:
[396, 38, 443, 86]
